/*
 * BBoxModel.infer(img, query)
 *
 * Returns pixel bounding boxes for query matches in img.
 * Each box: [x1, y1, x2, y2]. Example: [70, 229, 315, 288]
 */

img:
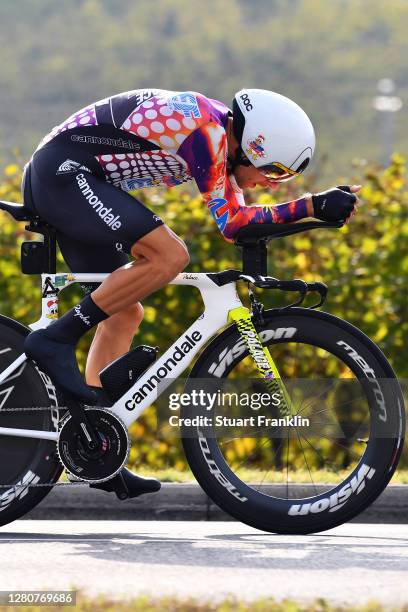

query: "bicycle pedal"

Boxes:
[90, 471, 130, 500]
[99, 345, 158, 403]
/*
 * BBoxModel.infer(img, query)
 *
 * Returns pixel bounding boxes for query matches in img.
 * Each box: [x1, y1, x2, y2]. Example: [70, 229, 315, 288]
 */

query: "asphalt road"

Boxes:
[0, 521, 407, 606]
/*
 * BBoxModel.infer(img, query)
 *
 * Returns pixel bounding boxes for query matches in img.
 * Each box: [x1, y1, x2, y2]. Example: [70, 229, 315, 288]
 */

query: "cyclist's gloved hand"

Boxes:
[312, 186, 357, 222]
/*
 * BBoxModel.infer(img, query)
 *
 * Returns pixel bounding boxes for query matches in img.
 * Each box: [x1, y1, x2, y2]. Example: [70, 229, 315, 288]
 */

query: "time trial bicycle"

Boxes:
[0, 197, 404, 533]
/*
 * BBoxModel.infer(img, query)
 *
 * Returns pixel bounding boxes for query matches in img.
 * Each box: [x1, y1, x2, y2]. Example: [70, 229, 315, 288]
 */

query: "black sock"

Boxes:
[45, 294, 109, 345]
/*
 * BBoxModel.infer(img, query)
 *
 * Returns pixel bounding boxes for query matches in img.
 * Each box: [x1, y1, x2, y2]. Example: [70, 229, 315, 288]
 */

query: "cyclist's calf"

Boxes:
[97, 303, 144, 337]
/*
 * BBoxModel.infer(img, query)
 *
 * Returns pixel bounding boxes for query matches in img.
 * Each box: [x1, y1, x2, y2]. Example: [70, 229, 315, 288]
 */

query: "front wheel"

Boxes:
[182, 308, 405, 534]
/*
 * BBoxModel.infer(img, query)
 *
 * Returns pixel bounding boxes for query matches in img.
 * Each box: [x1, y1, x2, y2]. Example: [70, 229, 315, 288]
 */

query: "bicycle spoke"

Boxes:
[296, 429, 318, 496]
[220, 436, 271, 472]
[253, 436, 286, 492]
[295, 380, 338, 416]
[285, 429, 290, 499]
[297, 389, 366, 419]
[295, 434, 334, 470]
[220, 425, 283, 443]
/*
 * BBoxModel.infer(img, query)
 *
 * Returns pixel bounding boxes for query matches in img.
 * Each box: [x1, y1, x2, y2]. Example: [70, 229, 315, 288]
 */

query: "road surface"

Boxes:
[0, 521, 407, 606]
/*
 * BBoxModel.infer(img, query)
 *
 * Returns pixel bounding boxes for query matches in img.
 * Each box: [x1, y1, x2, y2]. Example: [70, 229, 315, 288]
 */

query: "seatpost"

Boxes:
[42, 225, 57, 274]
[24, 220, 57, 274]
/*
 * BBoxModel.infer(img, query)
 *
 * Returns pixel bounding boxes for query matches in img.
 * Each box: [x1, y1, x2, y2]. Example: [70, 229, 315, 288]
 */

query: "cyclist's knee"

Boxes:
[132, 228, 190, 279]
[163, 241, 190, 277]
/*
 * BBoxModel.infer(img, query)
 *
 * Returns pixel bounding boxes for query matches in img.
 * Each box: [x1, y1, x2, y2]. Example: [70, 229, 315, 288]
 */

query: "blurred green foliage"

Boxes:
[0, 157, 406, 475]
[0, 0, 407, 179]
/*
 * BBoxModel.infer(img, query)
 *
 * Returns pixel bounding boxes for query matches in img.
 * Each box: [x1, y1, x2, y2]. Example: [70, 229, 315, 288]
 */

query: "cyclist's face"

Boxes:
[234, 163, 276, 190]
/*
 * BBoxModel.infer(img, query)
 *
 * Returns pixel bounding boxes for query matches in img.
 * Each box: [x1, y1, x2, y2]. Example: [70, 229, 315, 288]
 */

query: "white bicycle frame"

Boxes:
[0, 271, 243, 442]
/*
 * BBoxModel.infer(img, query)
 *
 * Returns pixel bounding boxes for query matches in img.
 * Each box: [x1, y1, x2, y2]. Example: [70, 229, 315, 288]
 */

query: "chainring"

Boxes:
[57, 408, 130, 483]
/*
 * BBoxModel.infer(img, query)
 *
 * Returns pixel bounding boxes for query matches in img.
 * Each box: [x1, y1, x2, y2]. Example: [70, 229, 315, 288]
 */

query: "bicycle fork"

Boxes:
[228, 306, 293, 417]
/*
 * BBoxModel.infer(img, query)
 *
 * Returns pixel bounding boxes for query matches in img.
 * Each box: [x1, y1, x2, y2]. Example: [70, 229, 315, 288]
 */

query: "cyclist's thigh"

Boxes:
[29, 143, 164, 255]
[56, 233, 129, 295]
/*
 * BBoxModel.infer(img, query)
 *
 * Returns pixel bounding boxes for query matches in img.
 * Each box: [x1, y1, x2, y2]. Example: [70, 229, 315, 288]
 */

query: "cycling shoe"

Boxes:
[89, 385, 113, 408]
[24, 328, 97, 404]
[90, 468, 161, 499]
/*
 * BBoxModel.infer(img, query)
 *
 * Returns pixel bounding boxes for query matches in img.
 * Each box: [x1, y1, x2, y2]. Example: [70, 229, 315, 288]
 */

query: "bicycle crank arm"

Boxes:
[64, 396, 101, 451]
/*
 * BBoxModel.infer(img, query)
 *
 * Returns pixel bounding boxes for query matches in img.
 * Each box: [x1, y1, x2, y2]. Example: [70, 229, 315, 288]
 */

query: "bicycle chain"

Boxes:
[0, 406, 72, 412]
[0, 405, 107, 490]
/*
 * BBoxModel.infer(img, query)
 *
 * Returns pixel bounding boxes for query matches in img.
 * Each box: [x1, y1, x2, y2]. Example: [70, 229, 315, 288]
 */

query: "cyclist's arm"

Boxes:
[180, 122, 313, 242]
[205, 174, 314, 241]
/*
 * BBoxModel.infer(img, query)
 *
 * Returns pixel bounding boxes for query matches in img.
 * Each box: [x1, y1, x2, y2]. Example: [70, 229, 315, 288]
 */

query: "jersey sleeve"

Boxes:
[178, 120, 312, 242]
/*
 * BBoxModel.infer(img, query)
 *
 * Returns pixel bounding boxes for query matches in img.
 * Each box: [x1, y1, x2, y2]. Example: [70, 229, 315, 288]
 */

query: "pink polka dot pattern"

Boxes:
[37, 90, 211, 160]
[96, 151, 193, 189]
[37, 103, 97, 150]
[34, 90, 228, 195]
[125, 93, 201, 151]
[60, 104, 97, 130]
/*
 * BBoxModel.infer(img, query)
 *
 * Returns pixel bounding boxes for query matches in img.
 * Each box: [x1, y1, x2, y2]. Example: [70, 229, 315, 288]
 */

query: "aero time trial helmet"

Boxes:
[232, 88, 315, 181]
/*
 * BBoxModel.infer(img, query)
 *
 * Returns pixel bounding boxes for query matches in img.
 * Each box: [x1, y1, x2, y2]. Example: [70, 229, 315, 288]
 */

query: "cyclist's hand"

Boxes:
[312, 185, 361, 223]
[338, 185, 362, 223]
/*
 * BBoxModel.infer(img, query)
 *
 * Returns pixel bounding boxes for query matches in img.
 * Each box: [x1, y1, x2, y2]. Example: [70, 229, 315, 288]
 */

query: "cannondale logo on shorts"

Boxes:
[57, 159, 91, 175]
[76, 173, 122, 231]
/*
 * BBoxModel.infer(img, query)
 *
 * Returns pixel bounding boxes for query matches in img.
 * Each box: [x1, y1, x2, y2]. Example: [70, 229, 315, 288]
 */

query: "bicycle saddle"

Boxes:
[0, 164, 41, 222]
[0, 200, 36, 221]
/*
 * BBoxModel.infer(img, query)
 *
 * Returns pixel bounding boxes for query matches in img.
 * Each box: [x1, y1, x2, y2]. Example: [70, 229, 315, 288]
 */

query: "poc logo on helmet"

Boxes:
[240, 93, 253, 111]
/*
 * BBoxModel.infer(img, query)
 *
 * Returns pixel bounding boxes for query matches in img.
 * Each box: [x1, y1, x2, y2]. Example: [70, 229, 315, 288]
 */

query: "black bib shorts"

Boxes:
[24, 143, 164, 292]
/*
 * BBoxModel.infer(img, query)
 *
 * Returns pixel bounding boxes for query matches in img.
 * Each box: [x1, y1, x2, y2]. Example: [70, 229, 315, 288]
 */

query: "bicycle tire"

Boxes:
[182, 308, 405, 534]
[0, 315, 63, 527]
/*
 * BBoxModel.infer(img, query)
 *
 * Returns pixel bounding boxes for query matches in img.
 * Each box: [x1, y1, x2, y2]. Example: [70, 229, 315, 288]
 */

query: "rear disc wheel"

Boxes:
[0, 317, 63, 527]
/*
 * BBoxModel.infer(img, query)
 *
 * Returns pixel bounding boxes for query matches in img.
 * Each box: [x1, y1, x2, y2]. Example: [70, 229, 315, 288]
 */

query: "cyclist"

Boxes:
[23, 88, 360, 494]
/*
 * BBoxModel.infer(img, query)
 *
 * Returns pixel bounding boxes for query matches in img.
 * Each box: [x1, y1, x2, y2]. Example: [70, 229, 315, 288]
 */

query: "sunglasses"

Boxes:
[258, 158, 310, 182]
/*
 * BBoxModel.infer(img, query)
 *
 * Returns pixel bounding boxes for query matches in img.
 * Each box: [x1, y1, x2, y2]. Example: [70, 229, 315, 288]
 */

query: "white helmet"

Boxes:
[232, 88, 315, 181]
